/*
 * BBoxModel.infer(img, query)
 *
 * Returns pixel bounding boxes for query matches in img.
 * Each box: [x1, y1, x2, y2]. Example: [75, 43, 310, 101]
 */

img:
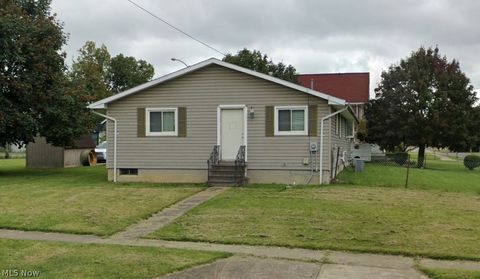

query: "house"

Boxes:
[298, 72, 383, 162]
[88, 58, 358, 185]
[26, 135, 96, 168]
[297, 72, 369, 119]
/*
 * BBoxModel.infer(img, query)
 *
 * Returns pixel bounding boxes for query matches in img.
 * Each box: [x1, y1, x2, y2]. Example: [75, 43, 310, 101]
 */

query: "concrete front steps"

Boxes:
[208, 161, 247, 186]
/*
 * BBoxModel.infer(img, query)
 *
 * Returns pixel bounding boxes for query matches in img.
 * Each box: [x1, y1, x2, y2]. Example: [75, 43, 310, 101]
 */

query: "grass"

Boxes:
[0, 239, 230, 279]
[338, 156, 480, 194]
[0, 159, 204, 236]
[0, 152, 25, 159]
[150, 185, 480, 261]
[420, 267, 480, 279]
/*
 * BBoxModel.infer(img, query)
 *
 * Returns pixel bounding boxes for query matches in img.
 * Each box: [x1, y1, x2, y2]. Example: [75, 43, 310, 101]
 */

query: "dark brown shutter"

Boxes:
[137, 108, 146, 137]
[308, 104, 318, 136]
[178, 107, 187, 137]
[265, 106, 274, 137]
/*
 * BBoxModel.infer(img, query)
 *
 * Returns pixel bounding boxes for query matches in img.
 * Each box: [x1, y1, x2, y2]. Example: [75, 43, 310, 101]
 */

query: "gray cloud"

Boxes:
[51, 0, 480, 96]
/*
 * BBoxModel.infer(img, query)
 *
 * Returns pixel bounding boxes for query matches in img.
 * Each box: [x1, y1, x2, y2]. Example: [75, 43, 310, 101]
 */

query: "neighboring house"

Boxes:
[298, 72, 384, 162]
[88, 58, 358, 185]
[297, 72, 369, 119]
[26, 135, 96, 168]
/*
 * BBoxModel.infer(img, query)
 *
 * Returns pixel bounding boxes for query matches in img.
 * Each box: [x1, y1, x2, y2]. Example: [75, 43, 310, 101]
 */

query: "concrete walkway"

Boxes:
[110, 186, 227, 240]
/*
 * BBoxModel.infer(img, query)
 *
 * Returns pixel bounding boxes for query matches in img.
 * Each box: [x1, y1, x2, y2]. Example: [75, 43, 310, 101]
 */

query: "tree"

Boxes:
[69, 41, 111, 103]
[223, 48, 298, 83]
[68, 41, 155, 133]
[465, 106, 480, 152]
[107, 54, 154, 93]
[365, 47, 478, 167]
[70, 42, 155, 98]
[0, 0, 88, 147]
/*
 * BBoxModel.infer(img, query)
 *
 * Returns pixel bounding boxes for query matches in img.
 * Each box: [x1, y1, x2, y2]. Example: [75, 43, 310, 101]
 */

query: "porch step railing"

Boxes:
[207, 145, 246, 186]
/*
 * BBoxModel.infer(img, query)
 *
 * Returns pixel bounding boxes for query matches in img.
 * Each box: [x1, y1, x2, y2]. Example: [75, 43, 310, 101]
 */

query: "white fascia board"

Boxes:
[86, 59, 216, 109]
[87, 103, 106, 109]
[214, 59, 347, 105]
[331, 104, 359, 123]
[87, 58, 347, 109]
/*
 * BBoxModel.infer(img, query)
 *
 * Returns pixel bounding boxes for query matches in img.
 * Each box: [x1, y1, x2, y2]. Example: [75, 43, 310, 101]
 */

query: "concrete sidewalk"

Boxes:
[1, 228, 480, 278]
[160, 256, 428, 279]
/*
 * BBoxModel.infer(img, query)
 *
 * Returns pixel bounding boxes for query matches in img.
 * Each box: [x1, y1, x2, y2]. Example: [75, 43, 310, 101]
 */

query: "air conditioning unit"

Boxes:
[309, 142, 318, 152]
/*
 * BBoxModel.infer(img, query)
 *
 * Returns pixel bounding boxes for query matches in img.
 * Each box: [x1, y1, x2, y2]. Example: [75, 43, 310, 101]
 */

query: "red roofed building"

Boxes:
[298, 73, 369, 119]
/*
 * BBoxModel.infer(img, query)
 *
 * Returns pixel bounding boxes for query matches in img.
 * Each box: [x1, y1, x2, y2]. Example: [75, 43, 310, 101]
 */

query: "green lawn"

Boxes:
[0, 159, 204, 236]
[0, 151, 25, 159]
[0, 239, 229, 279]
[420, 267, 480, 279]
[150, 185, 480, 260]
[338, 157, 480, 194]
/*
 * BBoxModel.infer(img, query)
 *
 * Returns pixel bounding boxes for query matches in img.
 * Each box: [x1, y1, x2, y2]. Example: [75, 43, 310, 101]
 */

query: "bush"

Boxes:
[464, 155, 480, 170]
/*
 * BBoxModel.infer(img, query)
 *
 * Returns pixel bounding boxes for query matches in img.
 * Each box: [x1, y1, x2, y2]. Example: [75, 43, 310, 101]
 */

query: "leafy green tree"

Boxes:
[69, 41, 111, 103]
[465, 106, 480, 152]
[107, 54, 154, 93]
[223, 48, 298, 83]
[0, 0, 89, 147]
[365, 47, 477, 167]
[70, 42, 155, 98]
[68, 41, 155, 133]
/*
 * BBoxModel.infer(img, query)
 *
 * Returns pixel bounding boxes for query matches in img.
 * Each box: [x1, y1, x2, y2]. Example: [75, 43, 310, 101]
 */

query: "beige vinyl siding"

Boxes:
[329, 110, 352, 178]
[106, 64, 333, 171]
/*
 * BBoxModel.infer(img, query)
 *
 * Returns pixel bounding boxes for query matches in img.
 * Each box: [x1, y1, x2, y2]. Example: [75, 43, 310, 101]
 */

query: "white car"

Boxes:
[95, 141, 107, 163]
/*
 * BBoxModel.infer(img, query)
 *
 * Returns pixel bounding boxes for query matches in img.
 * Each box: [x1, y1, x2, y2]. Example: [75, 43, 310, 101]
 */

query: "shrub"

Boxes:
[464, 155, 480, 170]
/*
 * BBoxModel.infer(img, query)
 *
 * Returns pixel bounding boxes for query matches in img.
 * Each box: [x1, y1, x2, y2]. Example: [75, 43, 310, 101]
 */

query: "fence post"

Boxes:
[405, 154, 410, 188]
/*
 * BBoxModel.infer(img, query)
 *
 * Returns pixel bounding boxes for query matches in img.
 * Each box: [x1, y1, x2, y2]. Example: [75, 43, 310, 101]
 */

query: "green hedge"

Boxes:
[464, 155, 480, 170]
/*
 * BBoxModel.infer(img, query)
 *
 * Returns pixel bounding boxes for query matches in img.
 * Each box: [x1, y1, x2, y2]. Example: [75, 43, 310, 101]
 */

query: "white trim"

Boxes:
[319, 107, 349, 184]
[340, 116, 344, 138]
[335, 114, 340, 135]
[92, 111, 117, 183]
[274, 106, 308, 136]
[145, 108, 178, 136]
[217, 105, 248, 162]
[87, 58, 346, 109]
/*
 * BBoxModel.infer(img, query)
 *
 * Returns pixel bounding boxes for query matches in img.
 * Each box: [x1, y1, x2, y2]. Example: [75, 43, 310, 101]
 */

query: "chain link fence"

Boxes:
[364, 153, 414, 188]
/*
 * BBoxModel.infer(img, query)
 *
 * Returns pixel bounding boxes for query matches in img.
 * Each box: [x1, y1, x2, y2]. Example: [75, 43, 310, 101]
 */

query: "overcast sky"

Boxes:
[51, 0, 479, 96]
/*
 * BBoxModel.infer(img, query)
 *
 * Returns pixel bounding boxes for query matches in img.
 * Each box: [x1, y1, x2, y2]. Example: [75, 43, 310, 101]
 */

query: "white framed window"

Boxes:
[274, 106, 308, 136]
[335, 114, 340, 135]
[340, 117, 344, 138]
[346, 120, 354, 137]
[146, 108, 178, 136]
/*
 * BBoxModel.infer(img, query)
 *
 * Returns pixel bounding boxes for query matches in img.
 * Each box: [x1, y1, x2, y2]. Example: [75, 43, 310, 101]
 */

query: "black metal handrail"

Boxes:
[234, 145, 246, 166]
[234, 145, 246, 186]
[207, 145, 220, 182]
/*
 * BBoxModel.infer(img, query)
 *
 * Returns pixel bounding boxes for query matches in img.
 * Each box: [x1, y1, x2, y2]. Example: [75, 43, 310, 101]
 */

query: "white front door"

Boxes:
[220, 108, 244, 160]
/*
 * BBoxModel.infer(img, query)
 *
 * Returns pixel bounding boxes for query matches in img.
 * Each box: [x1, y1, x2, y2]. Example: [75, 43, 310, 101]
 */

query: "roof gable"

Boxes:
[88, 58, 346, 109]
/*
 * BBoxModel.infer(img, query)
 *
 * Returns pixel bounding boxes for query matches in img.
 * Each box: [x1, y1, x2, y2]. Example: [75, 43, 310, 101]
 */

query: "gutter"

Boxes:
[92, 111, 118, 183]
[319, 107, 349, 184]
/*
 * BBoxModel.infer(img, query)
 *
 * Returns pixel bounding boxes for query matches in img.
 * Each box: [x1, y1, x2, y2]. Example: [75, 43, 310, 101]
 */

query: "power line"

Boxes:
[126, 0, 227, 56]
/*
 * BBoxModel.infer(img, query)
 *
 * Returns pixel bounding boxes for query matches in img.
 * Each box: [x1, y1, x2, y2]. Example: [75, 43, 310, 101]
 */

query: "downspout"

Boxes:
[92, 111, 118, 183]
[319, 107, 348, 184]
